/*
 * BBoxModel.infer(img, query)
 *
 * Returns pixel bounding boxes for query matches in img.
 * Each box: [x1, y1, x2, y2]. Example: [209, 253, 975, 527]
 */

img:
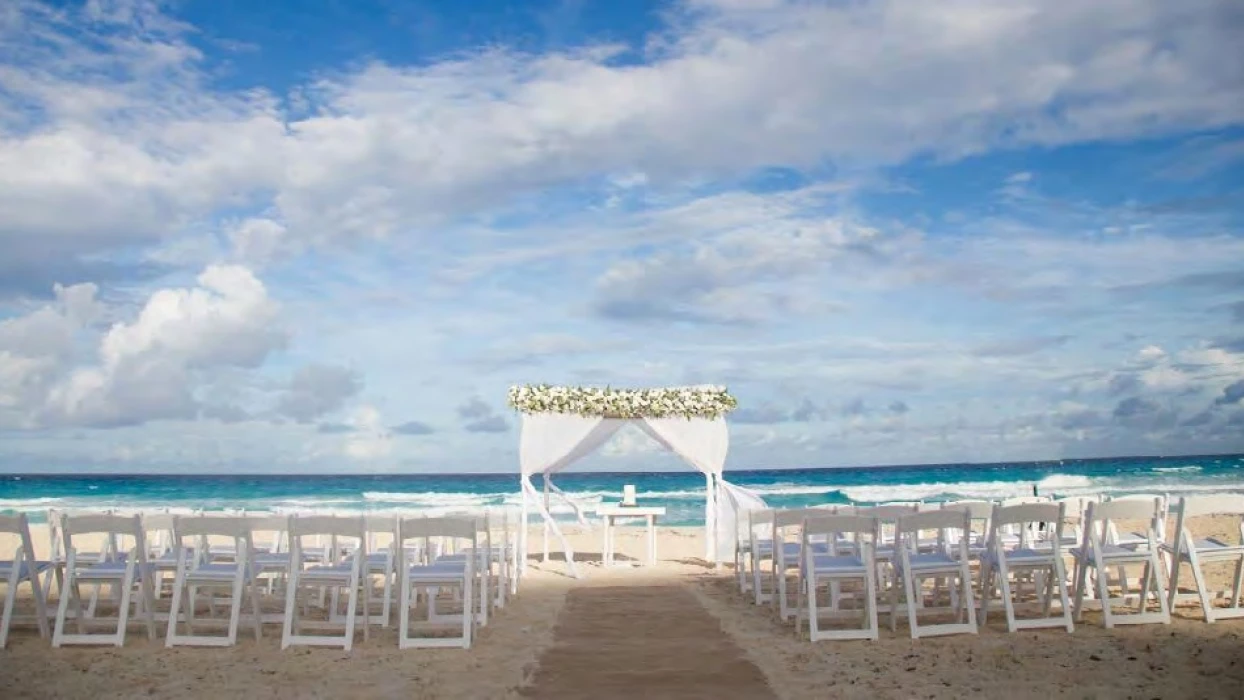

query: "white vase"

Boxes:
[622, 484, 637, 506]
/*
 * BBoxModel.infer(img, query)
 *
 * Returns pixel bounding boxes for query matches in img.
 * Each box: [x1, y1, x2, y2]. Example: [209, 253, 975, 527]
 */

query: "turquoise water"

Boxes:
[2, 454, 1242, 525]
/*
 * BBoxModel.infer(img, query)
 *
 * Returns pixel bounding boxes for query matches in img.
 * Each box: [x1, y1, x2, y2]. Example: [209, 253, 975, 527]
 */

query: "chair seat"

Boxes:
[76, 560, 150, 580]
[149, 550, 188, 566]
[185, 563, 249, 582]
[807, 555, 868, 575]
[0, 560, 52, 580]
[406, 564, 469, 582]
[300, 563, 356, 582]
[1164, 538, 1244, 560]
[1070, 544, 1151, 563]
[253, 552, 296, 566]
[900, 553, 962, 571]
[983, 548, 1058, 565]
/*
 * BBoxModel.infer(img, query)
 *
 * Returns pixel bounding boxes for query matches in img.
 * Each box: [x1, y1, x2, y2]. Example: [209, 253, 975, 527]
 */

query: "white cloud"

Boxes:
[3, 0, 1242, 275]
[277, 364, 362, 423]
[38, 265, 285, 427]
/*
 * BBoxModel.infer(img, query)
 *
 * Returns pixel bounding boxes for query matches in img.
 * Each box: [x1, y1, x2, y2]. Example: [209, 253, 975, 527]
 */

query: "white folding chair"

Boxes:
[939, 500, 992, 560]
[1164, 495, 1244, 623]
[281, 515, 368, 651]
[891, 510, 977, 638]
[1053, 496, 1097, 548]
[248, 514, 295, 616]
[360, 515, 398, 627]
[772, 509, 828, 621]
[855, 503, 917, 611]
[1072, 497, 1170, 627]
[142, 512, 182, 603]
[0, 513, 51, 647]
[745, 509, 776, 605]
[978, 503, 1074, 633]
[796, 514, 879, 641]
[398, 516, 477, 649]
[165, 516, 263, 647]
[42, 508, 112, 611]
[1106, 493, 1169, 549]
[52, 514, 157, 647]
[432, 513, 492, 627]
[485, 508, 512, 609]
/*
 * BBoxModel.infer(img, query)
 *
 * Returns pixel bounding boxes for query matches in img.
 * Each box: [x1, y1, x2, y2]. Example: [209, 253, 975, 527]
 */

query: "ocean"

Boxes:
[3, 454, 1242, 526]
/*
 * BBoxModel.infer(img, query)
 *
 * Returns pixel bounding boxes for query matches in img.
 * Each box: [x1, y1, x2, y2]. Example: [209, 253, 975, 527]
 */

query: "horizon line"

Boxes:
[2, 450, 1240, 479]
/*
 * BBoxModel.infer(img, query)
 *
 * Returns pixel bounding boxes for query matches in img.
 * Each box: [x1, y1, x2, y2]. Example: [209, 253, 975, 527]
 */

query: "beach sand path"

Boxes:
[521, 583, 776, 699]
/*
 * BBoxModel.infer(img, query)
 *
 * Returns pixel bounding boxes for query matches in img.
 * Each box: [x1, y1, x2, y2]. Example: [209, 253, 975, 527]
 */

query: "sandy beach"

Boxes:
[2, 520, 1243, 699]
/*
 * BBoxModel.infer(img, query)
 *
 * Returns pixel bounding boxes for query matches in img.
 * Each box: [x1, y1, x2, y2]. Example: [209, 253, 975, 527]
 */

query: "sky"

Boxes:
[1, 0, 1243, 474]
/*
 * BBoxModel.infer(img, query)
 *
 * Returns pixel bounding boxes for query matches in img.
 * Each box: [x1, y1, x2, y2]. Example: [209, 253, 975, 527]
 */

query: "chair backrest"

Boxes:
[0, 513, 38, 562]
[803, 515, 878, 539]
[991, 502, 1062, 528]
[399, 516, 477, 541]
[941, 500, 993, 520]
[774, 508, 819, 528]
[898, 510, 971, 558]
[898, 509, 970, 537]
[174, 515, 254, 540]
[249, 514, 290, 548]
[747, 508, 775, 529]
[1054, 496, 1096, 520]
[289, 515, 365, 539]
[856, 504, 918, 521]
[1090, 496, 1162, 524]
[62, 513, 145, 563]
[143, 512, 176, 552]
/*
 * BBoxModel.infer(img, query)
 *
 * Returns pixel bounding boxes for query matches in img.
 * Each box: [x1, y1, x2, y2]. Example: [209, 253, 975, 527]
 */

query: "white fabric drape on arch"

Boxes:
[518, 412, 757, 575]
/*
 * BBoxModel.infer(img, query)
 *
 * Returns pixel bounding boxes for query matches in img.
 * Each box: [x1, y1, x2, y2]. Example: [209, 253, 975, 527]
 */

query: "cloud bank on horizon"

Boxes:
[1, 0, 1243, 473]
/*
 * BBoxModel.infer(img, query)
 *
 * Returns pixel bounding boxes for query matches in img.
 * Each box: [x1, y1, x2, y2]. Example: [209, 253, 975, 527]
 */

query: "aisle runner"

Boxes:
[521, 585, 775, 699]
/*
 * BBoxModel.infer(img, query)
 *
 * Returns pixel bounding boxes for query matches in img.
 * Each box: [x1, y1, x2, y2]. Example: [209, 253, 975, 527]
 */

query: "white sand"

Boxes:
[1, 520, 1242, 698]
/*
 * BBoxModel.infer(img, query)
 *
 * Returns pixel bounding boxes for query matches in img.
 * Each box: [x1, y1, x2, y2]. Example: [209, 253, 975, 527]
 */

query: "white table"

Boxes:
[596, 505, 667, 567]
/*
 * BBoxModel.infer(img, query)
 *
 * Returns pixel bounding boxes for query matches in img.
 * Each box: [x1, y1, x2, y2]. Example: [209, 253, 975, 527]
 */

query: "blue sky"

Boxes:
[1, 0, 1243, 474]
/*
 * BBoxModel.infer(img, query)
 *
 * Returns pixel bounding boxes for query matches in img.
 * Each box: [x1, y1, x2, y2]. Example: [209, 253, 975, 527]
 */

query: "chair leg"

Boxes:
[1148, 551, 1171, 623]
[1073, 553, 1090, 621]
[344, 583, 359, 651]
[997, 557, 1017, 633]
[1167, 554, 1183, 613]
[904, 570, 920, 639]
[140, 576, 157, 641]
[280, 572, 298, 649]
[1095, 558, 1113, 628]
[52, 571, 74, 647]
[864, 567, 879, 640]
[1231, 557, 1244, 610]
[977, 562, 992, 626]
[806, 574, 818, 640]
[115, 571, 135, 647]
[889, 568, 900, 633]
[1, 570, 17, 648]
[1051, 557, 1074, 632]
[250, 580, 263, 641]
[962, 561, 978, 632]
[795, 573, 805, 639]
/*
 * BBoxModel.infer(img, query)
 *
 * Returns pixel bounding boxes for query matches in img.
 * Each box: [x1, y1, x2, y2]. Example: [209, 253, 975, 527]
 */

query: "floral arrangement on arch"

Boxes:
[507, 384, 738, 419]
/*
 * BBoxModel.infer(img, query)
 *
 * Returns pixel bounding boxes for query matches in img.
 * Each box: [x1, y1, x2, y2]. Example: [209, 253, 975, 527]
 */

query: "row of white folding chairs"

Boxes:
[2, 508, 521, 649]
[735, 493, 1170, 604]
[738, 494, 1244, 641]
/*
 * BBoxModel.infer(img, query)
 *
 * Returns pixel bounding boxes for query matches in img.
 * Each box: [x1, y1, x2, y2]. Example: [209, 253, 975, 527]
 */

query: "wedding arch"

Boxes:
[511, 384, 764, 578]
